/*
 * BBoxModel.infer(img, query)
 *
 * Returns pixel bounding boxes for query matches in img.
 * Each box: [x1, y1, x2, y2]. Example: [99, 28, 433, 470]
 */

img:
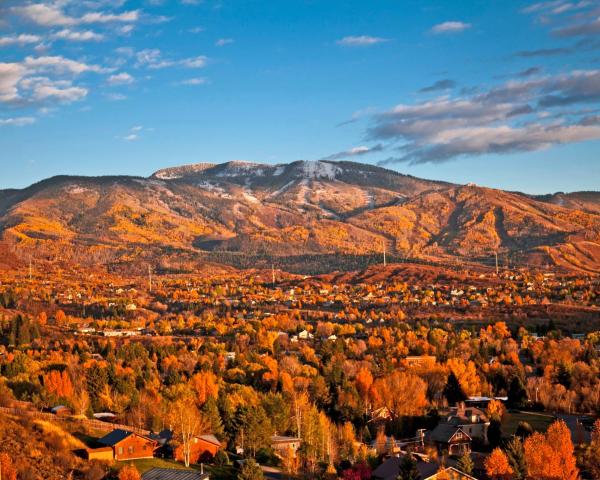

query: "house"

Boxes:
[94, 429, 157, 461]
[429, 425, 471, 456]
[151, 430, 222, 462]
[271, 435, 302, 457]
[372, 455, 478, 480]
[142, 468, 209, 480]
[51, 405, 72, 417]
[441, 405, 490, 443]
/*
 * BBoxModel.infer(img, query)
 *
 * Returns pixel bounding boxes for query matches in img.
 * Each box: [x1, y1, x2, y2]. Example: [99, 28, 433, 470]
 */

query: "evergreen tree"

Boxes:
[456, 452, 474, 475]
[505, 437, 527, 480]
[202, 396, 225, 439]
[487, 415, 503, 448]
[237, 459, 264, 480]
[443, 372, 467, 405]
[397, 454, 420, 480]
[507, 377, 528, 409]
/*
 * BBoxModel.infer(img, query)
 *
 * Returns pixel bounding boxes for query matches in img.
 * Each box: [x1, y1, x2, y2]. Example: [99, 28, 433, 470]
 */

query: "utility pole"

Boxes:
[495, 251, 499, 275]
[148, 265, 152, 293]
[382, 239, 387, 267]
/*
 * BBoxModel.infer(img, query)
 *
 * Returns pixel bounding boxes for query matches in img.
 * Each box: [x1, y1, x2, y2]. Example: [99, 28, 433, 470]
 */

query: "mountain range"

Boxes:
[2, 160, 600, 273]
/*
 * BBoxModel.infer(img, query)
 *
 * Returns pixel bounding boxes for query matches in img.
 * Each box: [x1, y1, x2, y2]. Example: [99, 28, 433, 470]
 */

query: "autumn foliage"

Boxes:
[119, 464, 141, 480]
[523, 420, 579, 480]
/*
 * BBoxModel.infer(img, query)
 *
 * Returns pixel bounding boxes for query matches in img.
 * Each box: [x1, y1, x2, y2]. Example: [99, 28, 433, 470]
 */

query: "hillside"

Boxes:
[1, 160, 600, 273]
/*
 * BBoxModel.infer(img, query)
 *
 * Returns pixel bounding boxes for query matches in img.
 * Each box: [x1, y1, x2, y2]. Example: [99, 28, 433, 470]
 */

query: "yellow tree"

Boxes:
[484, 448, 513, 480]
[524, 420, 579, 480]
[168, 395, 211, 467]
[119, 465, 141, 480]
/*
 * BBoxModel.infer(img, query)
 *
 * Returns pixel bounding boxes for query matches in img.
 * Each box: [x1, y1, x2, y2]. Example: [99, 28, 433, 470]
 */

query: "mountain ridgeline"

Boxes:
[2, 160, 600, 273]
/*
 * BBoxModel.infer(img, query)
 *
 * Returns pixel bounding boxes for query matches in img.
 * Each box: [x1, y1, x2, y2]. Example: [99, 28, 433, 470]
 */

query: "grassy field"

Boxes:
[502, 411, 556, 436]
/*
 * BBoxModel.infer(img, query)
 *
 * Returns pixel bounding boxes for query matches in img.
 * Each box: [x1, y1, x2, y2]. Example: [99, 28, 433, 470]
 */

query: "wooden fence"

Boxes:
[0, 404, 151, 436]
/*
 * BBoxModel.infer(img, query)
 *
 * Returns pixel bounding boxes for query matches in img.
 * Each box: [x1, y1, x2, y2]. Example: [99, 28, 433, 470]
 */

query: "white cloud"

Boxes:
[0, 116, 36, 127]
[0, 34, 42, 47]
[12, 4, 75, 27]
[336, 35, 388, 46]
[136, 49, 208, 69]
[215, 38, 234, 47]
[321, 144, 384, 160]
[12, 4, 139, 27]
[52, 29, 104, 42]
[23, 55, 108, 75]
[0, 62, 27, 102]
[123, 133, 138, 141]
[369, 69, 600, 164]
[105, 92, 127, 101]
[177, 77, 208, 85]
[107, 72, 134, 85]
[430, 21, 472, 34]
[182, 55, 208, 68]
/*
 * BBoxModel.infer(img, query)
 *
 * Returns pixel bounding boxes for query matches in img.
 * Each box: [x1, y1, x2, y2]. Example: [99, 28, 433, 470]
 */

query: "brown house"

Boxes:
[152, 430, 222, 463]
[95, 429, 157, 461]
[174, 434, 222, 463]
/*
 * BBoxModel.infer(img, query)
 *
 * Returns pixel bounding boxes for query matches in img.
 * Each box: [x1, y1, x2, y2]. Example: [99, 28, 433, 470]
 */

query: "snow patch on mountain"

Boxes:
[300, 161, 341, 180]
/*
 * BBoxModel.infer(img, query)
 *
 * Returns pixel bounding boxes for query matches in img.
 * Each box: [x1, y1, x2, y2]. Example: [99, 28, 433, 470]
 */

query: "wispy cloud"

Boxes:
[0, 116, 36, 127]
[367, 69, 600, 164]
[135, 49, 208, 69]
[12, 4, 139, 27]
[0, 34, 42, 47]
[107, 72, 134, 85]
[52, 29, 104, 42]
[336, 35, 388, 47]
[419, 79, 456, 93]
[215, 38, 234, 47]
[430, 21, 471, 34]
[321, 144, 384, 160]
[120, 125, 144, 141]
[176, 77, 208, 86]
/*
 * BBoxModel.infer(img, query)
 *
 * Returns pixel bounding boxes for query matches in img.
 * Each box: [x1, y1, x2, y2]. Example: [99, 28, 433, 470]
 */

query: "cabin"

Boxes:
[271, 435, 302, 457]
[96, 429, 157, 461]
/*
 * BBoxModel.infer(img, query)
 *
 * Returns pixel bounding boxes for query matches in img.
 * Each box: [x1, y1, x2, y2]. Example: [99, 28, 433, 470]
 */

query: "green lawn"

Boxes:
[502, 411, 556, 437]
[205, 464, 236, 480]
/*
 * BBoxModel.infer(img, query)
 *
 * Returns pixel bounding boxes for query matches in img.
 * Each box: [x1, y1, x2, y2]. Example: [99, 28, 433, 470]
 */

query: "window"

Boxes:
[129, 446, 135, 454]
[118, 447, 123, 455]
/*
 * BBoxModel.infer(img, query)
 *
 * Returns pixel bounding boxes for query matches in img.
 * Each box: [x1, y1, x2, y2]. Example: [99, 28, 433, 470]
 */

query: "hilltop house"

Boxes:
[87, 429, 157, 461]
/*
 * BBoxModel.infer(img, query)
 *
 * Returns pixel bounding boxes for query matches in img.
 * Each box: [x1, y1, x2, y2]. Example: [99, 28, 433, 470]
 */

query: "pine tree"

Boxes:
[487, 415, 503, 448]
[202, 396, 224, 439]
[505, 437, 527, 480]
[456, 452, 474, 475]
[443, 371, 467, 405]
[507, 376, 528, 409]
[237, 459, 264, 480]
[397, 454, 420, 480]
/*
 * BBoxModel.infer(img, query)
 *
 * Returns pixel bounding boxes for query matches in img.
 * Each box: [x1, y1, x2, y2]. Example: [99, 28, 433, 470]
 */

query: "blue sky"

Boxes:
[2, 0, 600, 193]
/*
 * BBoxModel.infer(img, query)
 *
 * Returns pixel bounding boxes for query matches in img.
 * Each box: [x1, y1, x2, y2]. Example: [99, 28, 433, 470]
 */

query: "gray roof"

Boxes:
[372, 456, 439, 480]
[142, 468, 209, 480]
[430, 425, 471, 444]
[98, 429, 134, 446]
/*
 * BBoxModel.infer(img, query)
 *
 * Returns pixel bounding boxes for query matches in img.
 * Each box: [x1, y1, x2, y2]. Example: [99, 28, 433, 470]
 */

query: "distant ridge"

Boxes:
[1, 160, 600, 273]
